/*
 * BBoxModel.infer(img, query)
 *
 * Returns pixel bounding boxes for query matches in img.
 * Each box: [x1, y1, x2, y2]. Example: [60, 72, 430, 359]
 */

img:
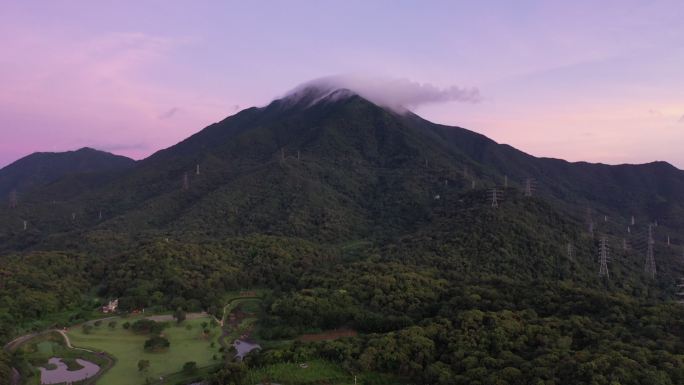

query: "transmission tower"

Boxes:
[23, 220, 27, 231]
[490, 188, 502, 208]
[524, 178, 535, 197]
[645, 224, 656, 279]
[567, 242, 575, 262]
[182, 172, 189, 190]
[196, 164, 200, 175]
[98, 210, 103, 221]
[8, 189, 17, 208]
[598, 236, 610, 278]
[471, 179, 476, 189]
[297, 150, 301, 161]
[504, 175, 508, 188]
[677, 278, 684, 304]
[586, 208, 594, 237]
[631, 216, 635, 225]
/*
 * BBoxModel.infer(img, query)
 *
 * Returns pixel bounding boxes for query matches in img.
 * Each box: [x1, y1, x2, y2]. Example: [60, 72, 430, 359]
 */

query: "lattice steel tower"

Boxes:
[598, 236, 610, 278]
[524, 178, 534, 197]
[645, 224, 656, 279]
[182, 172, 189, 190]
[8, 189, 17, 208]
[490, 188, 502, 208]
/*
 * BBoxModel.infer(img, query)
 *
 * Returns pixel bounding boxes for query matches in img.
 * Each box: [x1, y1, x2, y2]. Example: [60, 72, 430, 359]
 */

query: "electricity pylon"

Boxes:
[183, 172, 189, 190]
[645, 224, 656, 279]
[490, 188, 502, 208]
[9, 189, 17, 208]
[567, 242, 575, 262]
[586, 208, 594, 238]
[524, 178, 535, 197]
[598, 236, 610, 278]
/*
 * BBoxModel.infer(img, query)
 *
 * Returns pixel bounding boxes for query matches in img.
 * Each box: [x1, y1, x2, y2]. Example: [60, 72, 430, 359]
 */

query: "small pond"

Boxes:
[39, 357, 100, 384]
[233, 339, 261, 360]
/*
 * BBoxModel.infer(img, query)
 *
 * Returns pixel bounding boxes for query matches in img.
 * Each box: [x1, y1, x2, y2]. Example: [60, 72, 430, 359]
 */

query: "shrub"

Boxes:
[143, 336, 170, 352]
[182, 361, 197, 374]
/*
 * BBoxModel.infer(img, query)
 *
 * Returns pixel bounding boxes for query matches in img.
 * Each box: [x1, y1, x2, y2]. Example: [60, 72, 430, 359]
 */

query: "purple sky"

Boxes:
[1, 1, 683, 168]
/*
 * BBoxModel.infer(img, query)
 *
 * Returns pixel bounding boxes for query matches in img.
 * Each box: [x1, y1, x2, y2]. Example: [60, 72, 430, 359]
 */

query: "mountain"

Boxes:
[3, 87, 684, 249]
[2, 85, 683, 384]
[0, 147, 135, 200]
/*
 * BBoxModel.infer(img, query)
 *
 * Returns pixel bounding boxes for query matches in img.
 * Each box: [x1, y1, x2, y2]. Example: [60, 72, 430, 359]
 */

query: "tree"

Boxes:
[108, 320, 117, 329]
[122, 321, 131, 330]
[82, 324, 93, 334]
[208, 362, 247, 385]
[182, 361, 198, 374]
[137, 359, 150, 372]
[94, 320, 102, 327]
[174, 307, 186, 324]
[144, 336, 170, 352]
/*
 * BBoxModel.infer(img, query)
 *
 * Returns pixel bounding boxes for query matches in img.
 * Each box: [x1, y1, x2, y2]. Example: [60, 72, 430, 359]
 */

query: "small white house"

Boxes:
[101, 299, 119, 313]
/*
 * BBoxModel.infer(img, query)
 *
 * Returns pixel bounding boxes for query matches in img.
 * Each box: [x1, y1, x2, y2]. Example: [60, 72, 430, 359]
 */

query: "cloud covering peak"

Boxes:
[283, 75, 481, 111]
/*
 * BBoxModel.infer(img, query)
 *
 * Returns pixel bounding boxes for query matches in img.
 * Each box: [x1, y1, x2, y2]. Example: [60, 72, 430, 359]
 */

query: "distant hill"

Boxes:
[0, 147, 135, 200]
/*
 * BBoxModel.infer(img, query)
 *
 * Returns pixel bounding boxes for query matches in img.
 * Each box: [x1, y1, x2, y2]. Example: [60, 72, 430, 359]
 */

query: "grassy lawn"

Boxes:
[67, 316, 221, 385]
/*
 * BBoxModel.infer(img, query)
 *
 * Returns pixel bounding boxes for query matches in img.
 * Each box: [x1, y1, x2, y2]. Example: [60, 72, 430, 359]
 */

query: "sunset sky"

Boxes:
[1, 1, 683, 168]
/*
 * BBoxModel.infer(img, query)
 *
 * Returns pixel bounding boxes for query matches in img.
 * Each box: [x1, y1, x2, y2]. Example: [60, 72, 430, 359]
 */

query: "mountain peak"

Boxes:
[277, 83, 361, 110]
[274, 75, 482, 113]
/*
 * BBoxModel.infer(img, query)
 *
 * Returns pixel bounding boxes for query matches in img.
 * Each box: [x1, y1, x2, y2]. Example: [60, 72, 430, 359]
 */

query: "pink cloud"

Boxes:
[0, 28, 236, 165]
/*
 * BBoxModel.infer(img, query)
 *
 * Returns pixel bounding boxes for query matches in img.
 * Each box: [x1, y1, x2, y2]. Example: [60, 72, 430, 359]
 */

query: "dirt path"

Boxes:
[218, 296, 261, 358]
[144, 311, 208, 322]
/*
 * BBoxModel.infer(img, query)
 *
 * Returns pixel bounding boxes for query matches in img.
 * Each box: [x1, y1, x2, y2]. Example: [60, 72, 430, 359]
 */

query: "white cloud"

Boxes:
[285, 74, 481, 111]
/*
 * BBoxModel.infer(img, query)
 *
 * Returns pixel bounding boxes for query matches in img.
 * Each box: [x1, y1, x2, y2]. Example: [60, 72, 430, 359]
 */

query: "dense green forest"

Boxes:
[1, 89, 683, 384]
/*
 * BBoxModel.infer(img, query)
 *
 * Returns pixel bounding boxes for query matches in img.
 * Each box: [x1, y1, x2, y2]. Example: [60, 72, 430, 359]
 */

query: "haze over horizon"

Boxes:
[2, 1, 684, 168]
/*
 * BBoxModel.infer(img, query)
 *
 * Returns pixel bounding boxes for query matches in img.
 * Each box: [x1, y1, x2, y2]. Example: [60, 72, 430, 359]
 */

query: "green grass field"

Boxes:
[67, 316, 221, 385]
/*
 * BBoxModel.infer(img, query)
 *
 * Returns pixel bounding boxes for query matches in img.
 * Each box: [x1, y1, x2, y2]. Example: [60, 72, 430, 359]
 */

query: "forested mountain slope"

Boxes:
[1, 86, 683, 384]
